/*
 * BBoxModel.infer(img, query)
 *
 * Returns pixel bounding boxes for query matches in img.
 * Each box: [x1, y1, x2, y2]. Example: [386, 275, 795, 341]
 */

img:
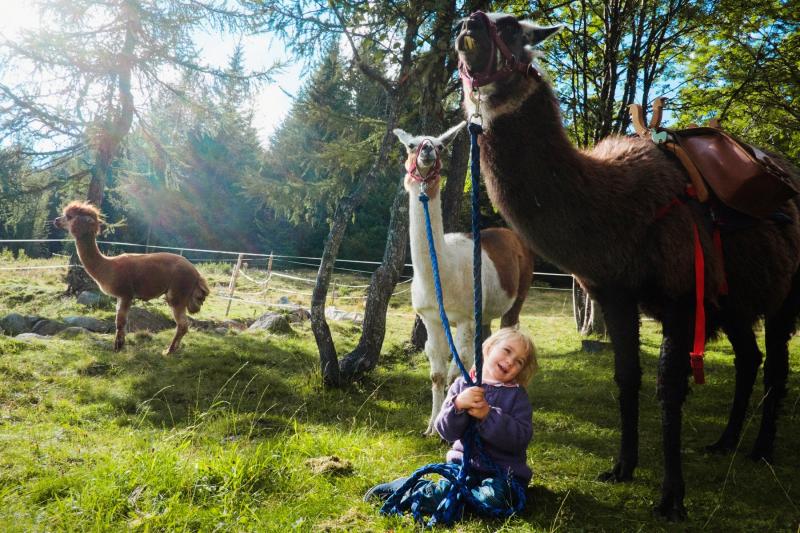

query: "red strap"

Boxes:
[690, 222, 706, 385]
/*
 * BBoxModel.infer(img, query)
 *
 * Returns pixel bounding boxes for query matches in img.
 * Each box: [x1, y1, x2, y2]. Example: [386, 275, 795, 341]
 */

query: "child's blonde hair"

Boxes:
[482, 327, 538, 386]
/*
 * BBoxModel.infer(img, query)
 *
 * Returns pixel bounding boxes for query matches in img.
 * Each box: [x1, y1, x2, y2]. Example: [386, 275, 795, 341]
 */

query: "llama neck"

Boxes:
[74, 234, 111, 280]
[481, 82, 608, 276]
[408, 185, 445, 285]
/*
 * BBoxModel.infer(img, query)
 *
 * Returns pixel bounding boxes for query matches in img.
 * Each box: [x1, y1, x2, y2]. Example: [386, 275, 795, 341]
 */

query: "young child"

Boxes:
[365, 327, 538, 514]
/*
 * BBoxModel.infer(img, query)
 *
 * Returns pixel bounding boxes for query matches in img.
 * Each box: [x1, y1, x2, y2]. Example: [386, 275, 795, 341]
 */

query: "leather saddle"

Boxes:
[630, 98, 798, 218]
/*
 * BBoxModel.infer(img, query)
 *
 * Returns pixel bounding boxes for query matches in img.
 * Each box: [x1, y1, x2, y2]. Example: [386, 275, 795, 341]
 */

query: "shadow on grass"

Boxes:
[71, 329, 434, 438]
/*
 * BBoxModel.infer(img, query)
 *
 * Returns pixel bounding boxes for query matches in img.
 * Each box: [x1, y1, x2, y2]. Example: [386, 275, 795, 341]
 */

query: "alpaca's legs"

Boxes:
[752, 272, 800, 462]
[422, 316, 449, 436]
[653, 302, 692, 521]
[707, 318, 762, 454]
[595, 291, 640, 483]
[114, 297, 132, 351]
[450, 322, 475, 384]
[164, 305, 189, 356]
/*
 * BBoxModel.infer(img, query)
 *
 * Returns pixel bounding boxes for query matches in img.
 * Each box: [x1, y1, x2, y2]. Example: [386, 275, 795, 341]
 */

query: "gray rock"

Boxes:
[56, 327, 91, 339]
[32, 319, 66, 336]
[63, 316, 114, 333]
[0, 313, 40, 335]
[14, 333, 50, 341]
[248, 313, 294, 334]
[278, 296, 291, 305]
[126, 307, 173, 332]
[77, 291, 113, 308]
[325, 307, 364, 324]
[222, 319, 247, 331]
[284, 306, 311, 323]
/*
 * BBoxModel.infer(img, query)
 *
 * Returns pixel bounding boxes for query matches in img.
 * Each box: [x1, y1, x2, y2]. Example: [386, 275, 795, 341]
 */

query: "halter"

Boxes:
[405, 138, 442, 184]
[458, 10, 542, 91]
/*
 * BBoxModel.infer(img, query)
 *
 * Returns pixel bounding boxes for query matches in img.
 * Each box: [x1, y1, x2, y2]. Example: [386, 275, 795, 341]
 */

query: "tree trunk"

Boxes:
[311, 197, 350, 386]
[573, 279, 607, 337]
[340, 179, 409, 378]
[410, 316, 427, 351]
[64, 250, 98, 296]
[67, 3, 137, 296]
[312, 103, 400, 387]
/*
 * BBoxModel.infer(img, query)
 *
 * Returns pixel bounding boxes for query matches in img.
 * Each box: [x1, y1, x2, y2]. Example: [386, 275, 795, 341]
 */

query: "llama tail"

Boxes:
[188, 275, 210, 314]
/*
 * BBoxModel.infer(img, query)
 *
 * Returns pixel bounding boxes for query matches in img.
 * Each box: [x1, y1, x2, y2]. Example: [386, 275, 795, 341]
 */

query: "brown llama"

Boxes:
[455, 12, 800, 521]
[55, 201, 210, 355]
[393, 122, 534, 435]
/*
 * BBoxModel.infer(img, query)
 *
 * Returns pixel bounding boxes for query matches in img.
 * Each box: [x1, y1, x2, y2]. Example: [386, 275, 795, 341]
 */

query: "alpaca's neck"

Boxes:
[408, 186, 444, 286]
[74, 234, 111, 281]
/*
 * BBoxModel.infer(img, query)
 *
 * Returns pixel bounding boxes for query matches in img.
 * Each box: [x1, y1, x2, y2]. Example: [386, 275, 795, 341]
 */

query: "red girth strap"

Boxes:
[656, 185, 726, 384]
[689, 223, 706, 384]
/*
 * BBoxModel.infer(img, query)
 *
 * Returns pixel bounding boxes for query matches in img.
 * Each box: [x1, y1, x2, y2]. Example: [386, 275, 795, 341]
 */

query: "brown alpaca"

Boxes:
[54, 201, 210, 355]
[455, 12, 800, 520]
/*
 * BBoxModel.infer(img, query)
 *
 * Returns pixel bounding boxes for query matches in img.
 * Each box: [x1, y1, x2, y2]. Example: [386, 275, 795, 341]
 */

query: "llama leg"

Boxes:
[114, 298, 132, 351]
[751, 274, 800, 462]
[423, 317, 449, 436]
[707, 318, 762, 454]
[653, 303, 692, 521]
[450, 322, 475, 384]
[595, 291, 641, 483]
[164, 305, 189, 356]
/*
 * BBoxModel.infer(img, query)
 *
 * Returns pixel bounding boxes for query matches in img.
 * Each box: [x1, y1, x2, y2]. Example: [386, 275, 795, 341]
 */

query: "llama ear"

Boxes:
[519, 21, 562, 45]
[436, 121, 467, 147]
[393, 128, 414, 148]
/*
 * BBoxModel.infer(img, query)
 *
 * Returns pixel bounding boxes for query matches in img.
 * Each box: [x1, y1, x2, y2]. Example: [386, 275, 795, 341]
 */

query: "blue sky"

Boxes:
[0, 0, 303, 148]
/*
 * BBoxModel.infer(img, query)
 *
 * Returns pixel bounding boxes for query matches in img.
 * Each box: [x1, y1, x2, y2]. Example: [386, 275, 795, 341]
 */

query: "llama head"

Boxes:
[393, 121, 466, 195]
[54, 201, 102, 238]
[455, 12, 561, 116]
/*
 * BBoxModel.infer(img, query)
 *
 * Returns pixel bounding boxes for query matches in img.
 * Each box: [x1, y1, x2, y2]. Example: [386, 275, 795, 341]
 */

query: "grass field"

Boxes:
[1, 254, 799, 532]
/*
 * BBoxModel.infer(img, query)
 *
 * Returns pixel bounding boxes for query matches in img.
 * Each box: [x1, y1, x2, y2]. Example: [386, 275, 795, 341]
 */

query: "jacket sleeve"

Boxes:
[477, 389, 533, 453]
[434, 379, 471, 442]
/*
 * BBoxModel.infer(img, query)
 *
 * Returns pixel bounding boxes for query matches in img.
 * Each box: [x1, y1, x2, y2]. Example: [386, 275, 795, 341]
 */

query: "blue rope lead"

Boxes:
[380, 122, 526, 526]
[469, 121, 484, 381]
[419, 193, 475, 386]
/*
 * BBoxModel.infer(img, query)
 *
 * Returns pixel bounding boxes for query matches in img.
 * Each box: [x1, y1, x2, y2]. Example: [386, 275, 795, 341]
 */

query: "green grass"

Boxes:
[1, 256, 799, 531]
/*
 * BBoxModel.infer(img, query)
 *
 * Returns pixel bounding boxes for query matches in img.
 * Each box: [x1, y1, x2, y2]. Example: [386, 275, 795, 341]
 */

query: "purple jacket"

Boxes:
[434, 377, 533, 485]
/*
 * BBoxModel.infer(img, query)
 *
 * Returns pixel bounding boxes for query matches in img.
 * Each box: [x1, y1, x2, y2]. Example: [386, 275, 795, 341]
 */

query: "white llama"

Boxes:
[393, 122, 535, 435]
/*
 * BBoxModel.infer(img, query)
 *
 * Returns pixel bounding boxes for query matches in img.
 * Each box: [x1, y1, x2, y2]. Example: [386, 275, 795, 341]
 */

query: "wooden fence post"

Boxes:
[264, 251, 273, 303]
[225, 253, 244, 317]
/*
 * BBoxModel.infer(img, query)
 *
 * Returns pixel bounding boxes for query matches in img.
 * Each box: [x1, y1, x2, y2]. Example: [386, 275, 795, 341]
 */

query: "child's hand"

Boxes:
[467, 403, 491, 420]
[455, 386, 486, 411]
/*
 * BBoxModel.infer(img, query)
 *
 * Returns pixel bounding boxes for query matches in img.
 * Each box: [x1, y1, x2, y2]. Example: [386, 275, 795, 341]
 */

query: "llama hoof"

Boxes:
[653, 499, 687, 522]
[746, 447, 774, 464]
[597, 461, 634, 482]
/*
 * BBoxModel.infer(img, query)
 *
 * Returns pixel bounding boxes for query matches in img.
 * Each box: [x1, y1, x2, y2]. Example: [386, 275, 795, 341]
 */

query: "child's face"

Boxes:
[482, 336, 528, 384]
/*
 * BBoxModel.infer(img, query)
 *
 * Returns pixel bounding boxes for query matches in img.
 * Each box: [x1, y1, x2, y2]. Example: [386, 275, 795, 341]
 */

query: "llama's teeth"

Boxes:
[464, 36, 475, 50]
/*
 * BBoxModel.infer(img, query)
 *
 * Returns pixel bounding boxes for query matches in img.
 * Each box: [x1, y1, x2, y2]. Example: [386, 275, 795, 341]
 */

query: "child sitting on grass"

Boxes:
[365, 327, 538, 515]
